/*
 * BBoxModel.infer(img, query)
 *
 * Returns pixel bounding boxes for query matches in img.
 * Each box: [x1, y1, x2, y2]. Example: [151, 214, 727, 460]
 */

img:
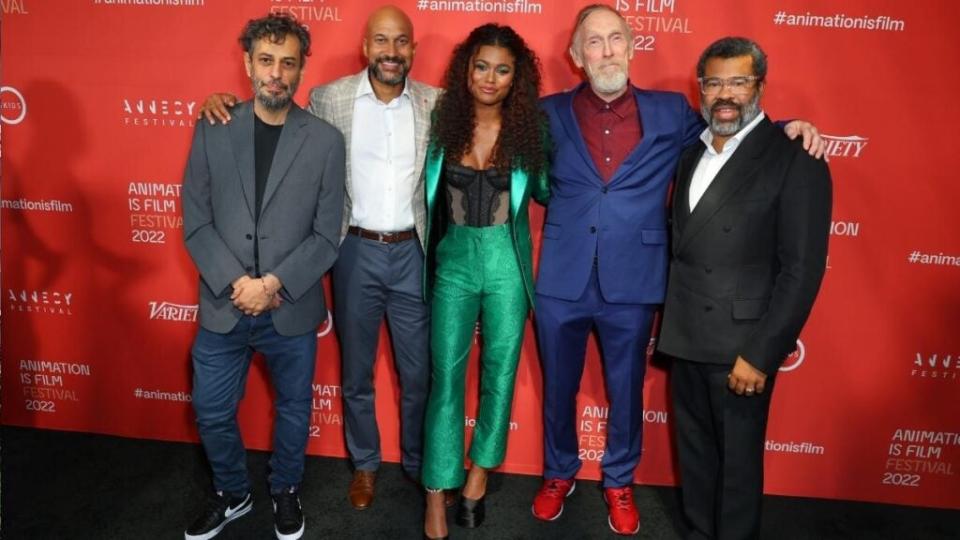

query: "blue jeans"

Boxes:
[191, 312, 317, 496]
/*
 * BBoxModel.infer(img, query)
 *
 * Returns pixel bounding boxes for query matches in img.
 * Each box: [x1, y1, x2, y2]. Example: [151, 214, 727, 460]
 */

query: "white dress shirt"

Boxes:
[349, 74, 417, 232]
[688, 111, 766, 212]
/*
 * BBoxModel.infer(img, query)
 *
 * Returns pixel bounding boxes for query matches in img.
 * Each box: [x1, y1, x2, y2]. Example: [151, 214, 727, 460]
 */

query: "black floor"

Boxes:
[1, 427, 957, 539]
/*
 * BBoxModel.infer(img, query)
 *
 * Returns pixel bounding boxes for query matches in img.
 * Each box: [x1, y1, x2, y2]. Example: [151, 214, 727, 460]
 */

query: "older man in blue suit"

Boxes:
[531, 5, 824, 536]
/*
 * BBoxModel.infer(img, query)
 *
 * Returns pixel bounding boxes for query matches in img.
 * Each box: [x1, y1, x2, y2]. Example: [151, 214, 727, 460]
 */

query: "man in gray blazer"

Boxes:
[201, 6, 440, 510]
[183, 14, 344, 540]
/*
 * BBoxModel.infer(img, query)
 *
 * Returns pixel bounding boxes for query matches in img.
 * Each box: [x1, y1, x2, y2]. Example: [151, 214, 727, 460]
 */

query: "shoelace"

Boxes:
[275, 493, 300, 522]
[610, 489, 633, 510]
[542, 480, 570, 498]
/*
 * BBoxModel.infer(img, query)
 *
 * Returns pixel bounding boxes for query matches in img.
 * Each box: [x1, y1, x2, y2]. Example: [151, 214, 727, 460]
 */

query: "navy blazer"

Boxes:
[536, 83, 703, 304]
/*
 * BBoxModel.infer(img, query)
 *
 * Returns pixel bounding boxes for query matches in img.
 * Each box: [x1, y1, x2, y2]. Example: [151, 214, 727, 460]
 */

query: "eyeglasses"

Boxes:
[697, 76, 761, 95]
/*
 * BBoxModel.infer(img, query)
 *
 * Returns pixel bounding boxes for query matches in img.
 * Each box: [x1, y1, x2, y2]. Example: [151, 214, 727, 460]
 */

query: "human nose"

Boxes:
[602, 38, 613, 57]
[269, 61, 282, 79]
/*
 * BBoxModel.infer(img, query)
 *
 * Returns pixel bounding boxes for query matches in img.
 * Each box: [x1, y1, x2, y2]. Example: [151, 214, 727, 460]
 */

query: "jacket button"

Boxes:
[246, 234, 253, 240]
[723, 225, 732, 233]
[590, 226, 597, 233]
[704, 305, 713, 312]
[601, 187, 608, 194]
[704, 266, 712, 274]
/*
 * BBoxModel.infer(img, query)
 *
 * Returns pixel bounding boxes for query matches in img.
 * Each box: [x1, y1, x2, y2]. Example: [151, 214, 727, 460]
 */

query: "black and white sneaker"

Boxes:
[272, 487, 305, 540]
[184, 491, 252, 540]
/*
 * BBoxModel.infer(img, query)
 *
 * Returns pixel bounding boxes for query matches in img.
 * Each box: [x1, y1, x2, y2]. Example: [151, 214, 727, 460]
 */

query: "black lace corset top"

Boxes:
[443, 162, 511, 227]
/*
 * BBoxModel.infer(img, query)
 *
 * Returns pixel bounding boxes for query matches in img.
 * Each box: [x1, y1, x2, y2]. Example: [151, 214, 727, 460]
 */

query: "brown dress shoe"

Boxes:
[349, 470, 376, 510]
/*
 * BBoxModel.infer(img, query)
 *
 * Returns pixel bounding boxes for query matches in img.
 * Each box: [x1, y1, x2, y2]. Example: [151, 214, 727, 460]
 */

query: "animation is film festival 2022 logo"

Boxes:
[614, 0, 693, 53]
[269, 0, 342, 23]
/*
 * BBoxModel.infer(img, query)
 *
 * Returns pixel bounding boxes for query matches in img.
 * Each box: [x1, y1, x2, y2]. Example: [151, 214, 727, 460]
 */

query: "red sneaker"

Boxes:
[531, 478, 576, 521]
[603, 486, 640, 535]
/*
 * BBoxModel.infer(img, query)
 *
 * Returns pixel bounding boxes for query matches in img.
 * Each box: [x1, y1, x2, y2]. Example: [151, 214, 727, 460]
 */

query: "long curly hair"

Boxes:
[431, 24, 547, 176]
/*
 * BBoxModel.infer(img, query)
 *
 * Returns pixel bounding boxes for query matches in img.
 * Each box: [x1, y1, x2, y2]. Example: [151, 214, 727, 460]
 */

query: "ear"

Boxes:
[244, 52, 253, 78]
[362, 37, 370, 61]
[569, 46, 584, 69]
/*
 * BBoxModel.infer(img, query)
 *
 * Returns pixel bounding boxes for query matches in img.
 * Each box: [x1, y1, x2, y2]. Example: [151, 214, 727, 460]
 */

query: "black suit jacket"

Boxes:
[657, 116, 832, 375]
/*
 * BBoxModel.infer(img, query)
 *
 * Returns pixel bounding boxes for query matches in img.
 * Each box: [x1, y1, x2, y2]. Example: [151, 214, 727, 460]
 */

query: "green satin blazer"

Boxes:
[422, 142, 550, 307]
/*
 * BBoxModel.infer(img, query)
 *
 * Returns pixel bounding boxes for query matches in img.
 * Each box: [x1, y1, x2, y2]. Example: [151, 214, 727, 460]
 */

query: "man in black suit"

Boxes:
[657, 37, 831, 540]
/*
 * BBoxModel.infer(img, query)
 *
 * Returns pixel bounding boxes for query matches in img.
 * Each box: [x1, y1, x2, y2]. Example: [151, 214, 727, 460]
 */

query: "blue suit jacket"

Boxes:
[536, 84, 703, 304]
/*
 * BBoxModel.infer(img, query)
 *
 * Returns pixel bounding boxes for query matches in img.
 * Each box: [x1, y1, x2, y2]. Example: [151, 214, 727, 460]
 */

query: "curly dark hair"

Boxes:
[239, 13, 312, 65]
[431, 24, 547, 176]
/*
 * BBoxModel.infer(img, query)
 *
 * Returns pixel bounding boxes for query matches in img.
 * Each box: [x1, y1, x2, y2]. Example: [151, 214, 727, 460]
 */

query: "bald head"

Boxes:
[365, 5, 414, 41]
[363, 5, 416, 88]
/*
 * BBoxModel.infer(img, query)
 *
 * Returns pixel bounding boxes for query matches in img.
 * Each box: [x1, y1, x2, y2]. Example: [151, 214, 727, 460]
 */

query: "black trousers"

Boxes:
[671, 359, 777, 540]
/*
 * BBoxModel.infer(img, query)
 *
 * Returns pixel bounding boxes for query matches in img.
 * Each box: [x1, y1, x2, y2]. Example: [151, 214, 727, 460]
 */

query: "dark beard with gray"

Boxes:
[368, 55, 408, 86]
[254, 77, 299, 111]
[702, 92, 761, 137]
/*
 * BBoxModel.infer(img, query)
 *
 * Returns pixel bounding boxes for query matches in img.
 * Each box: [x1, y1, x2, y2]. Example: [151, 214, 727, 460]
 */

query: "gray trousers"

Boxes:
[333, 233, 430, 476]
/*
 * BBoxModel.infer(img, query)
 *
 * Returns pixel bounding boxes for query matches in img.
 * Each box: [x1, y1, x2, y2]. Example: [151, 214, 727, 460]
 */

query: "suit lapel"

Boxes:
[228, 102, 256, 221]
[424, 144, 443, 232]
[609, 89, 661, 186]
[408, 79, 433, 183]
[510, 167, 528, 225]
[260, 105, 309, 216]
[557, 84, 603, 181]
[676, 117, 775, 252]
[673, 143, 706, 240]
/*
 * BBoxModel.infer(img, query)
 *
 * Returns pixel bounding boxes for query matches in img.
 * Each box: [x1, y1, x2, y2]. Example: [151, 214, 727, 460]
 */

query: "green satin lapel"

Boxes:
[510, 167, 528, 224]
[424, 144, 444, 225]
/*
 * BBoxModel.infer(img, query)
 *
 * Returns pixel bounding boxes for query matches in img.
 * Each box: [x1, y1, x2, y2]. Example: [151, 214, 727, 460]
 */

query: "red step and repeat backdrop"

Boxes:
[2, 0, 959, 510]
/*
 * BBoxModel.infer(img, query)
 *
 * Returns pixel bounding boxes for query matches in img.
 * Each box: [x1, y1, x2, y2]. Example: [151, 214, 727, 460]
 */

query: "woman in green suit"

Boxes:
[421, 23, 549, 540]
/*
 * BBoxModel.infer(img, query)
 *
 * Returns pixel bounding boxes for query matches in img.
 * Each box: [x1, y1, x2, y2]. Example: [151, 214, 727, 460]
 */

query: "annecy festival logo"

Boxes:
[122, 97, 196, 128]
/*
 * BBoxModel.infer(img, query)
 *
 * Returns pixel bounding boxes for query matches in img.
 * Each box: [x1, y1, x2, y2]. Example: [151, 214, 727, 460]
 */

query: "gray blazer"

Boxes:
[306, 70, 439, 248]
[182, 101, 345, 336]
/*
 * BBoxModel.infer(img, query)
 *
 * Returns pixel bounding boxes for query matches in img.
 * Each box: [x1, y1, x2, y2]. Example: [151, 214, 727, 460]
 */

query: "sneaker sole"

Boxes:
[530, 481, 577, 522]
[607, 515, 640, 536]
[275, 519, 305, 540]
[184, 497, 253, 540]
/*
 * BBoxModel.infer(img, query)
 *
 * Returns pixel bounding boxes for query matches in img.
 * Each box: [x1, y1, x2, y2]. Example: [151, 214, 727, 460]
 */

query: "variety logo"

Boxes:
[779, 339, 805, 372]
[148, 301, 198, 322]
[1, 86, 27, 125]
[122, 97, 196, 128]
[7, 289, 73, 315]
[822, 134, 869, 159]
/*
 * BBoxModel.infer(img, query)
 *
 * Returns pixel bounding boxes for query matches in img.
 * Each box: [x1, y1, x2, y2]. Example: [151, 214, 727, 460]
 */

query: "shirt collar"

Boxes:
[579, 82, 636, 118]
[356, 70, 411, 104]
[699, 110, 766, 155]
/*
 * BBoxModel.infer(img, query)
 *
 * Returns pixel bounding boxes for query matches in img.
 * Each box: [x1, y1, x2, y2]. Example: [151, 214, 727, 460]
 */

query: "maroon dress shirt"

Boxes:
[572, 84, 643, 182]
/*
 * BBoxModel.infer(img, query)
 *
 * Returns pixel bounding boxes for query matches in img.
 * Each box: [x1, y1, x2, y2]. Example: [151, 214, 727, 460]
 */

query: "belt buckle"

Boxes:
[376, 231, 387, 243]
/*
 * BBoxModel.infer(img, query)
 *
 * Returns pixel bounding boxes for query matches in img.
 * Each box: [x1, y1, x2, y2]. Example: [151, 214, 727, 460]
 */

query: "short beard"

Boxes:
[369, 55, 409, 86]
[253, 77, 299, 111]
[586, 64, 627, 95]
[702, 91, 761, 137]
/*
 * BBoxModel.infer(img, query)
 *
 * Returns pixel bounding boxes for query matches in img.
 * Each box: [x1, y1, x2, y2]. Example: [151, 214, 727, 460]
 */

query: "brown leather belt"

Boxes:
[348, 226, 416, 244]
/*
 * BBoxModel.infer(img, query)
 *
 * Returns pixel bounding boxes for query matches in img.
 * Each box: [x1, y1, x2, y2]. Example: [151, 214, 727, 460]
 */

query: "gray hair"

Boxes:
[570, 4, 633, 53]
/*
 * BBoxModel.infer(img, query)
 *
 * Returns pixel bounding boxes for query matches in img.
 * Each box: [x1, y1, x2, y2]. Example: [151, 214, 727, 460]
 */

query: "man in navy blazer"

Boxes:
[531, 5, 824, 535]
